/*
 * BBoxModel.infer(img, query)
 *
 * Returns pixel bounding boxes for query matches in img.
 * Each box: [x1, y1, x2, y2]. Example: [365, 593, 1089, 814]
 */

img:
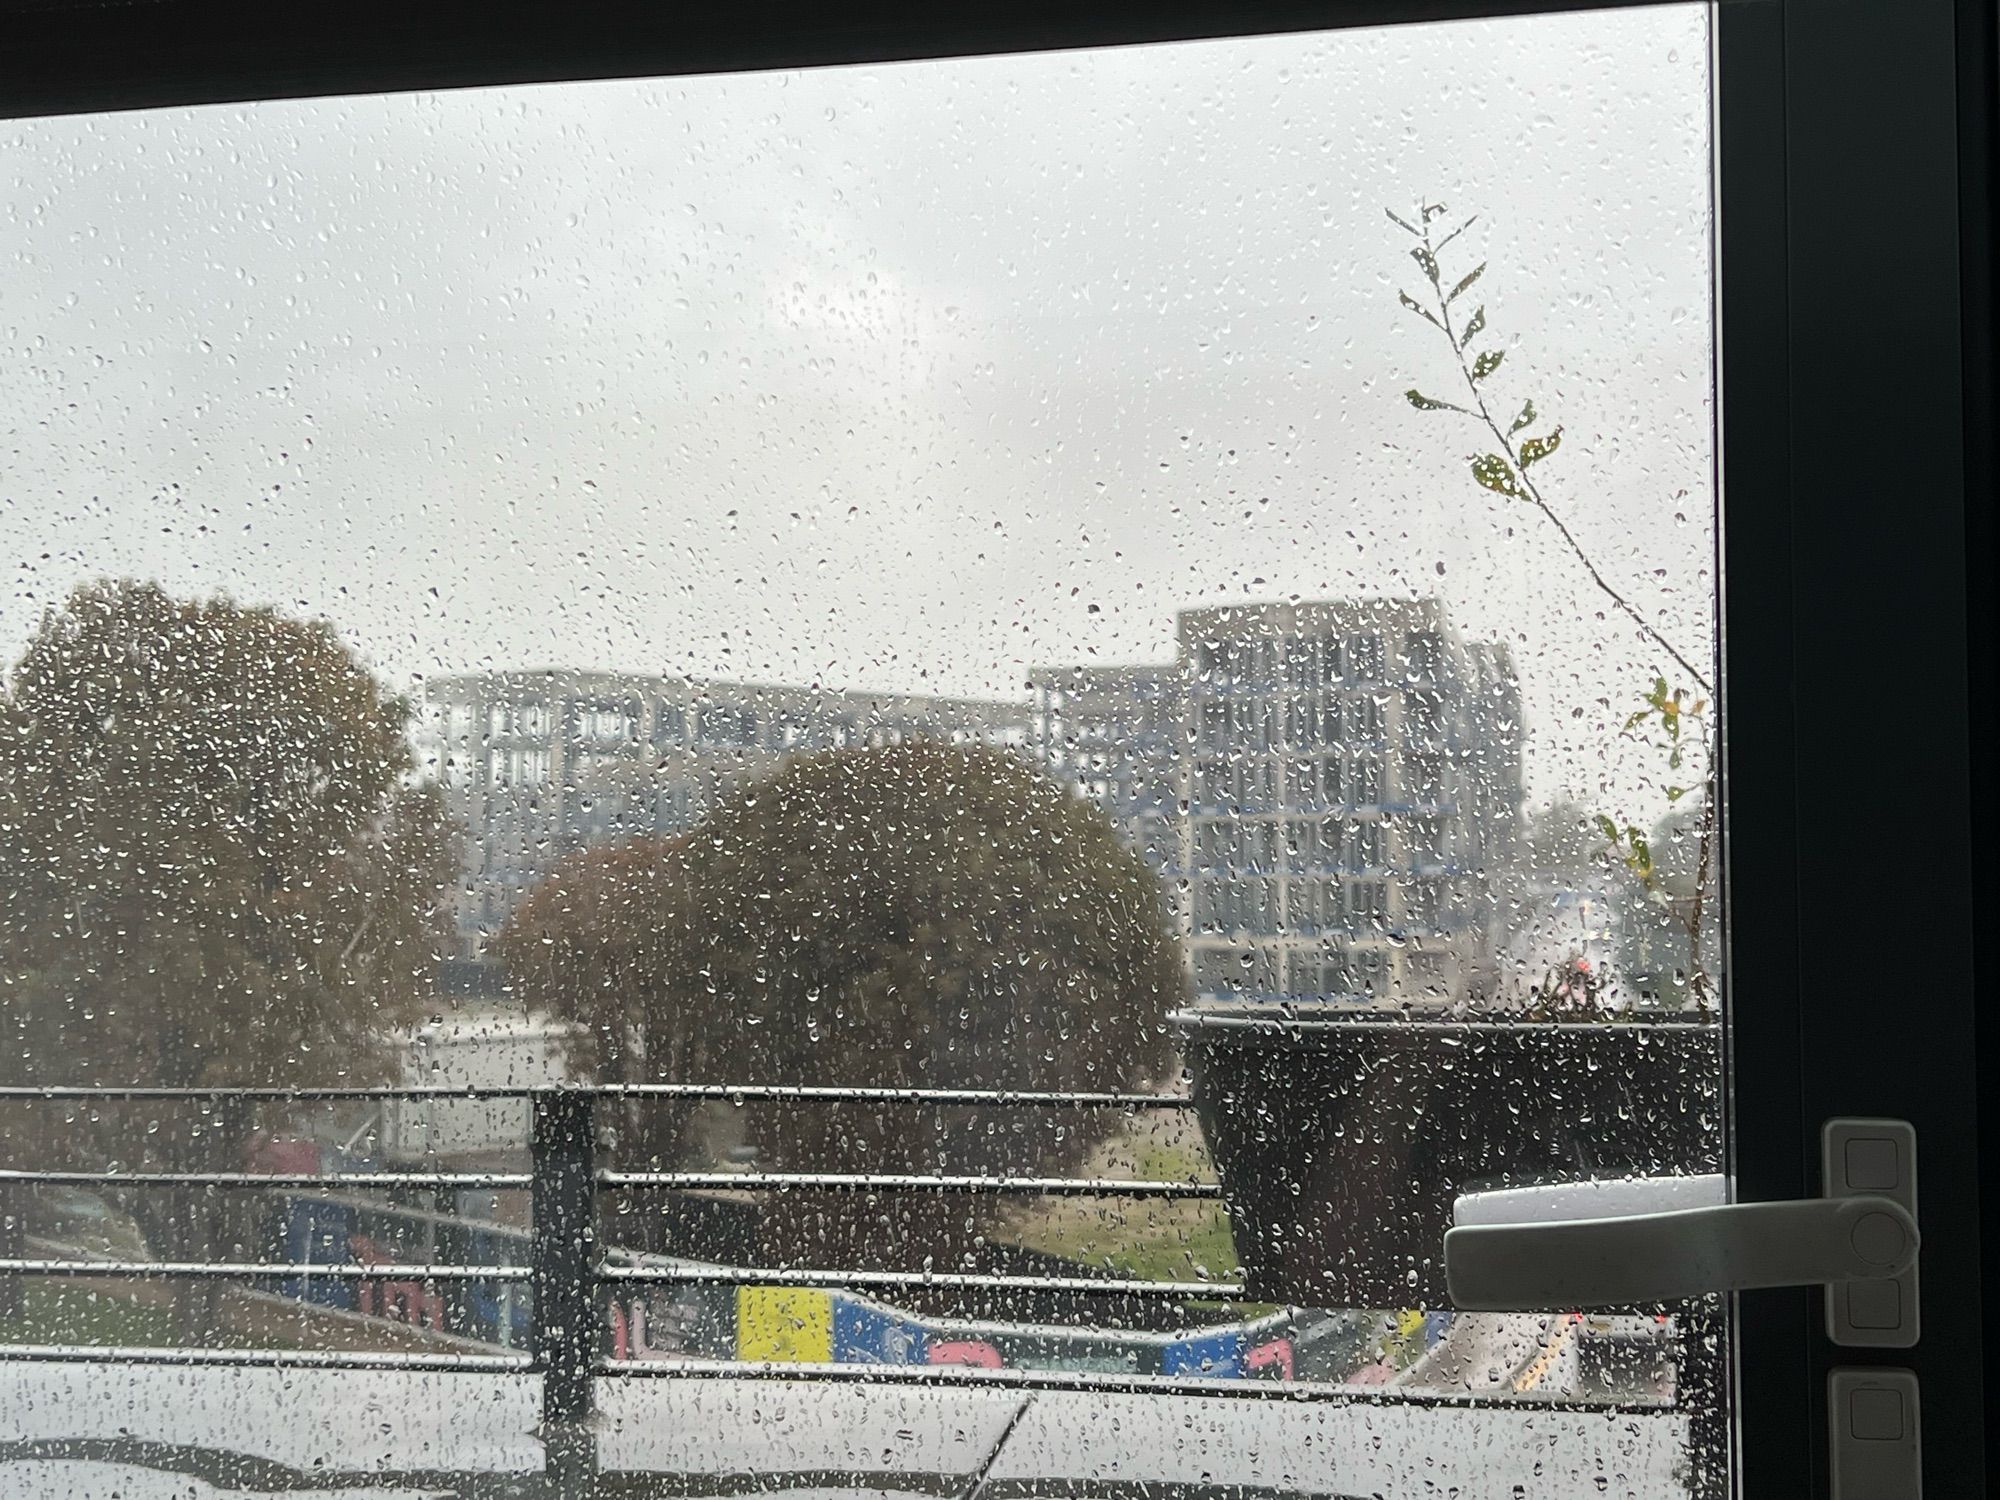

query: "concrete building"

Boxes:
[1025, 600, 1526, 1006]
[1175, 599, 1523, 1005]
[414, 671, 1032, 951]
[1027, 663, 1183, 878]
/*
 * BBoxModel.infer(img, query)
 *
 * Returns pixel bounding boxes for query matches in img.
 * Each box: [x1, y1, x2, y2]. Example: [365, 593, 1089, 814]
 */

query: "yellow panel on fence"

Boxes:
[737, 1285, 834, 1362]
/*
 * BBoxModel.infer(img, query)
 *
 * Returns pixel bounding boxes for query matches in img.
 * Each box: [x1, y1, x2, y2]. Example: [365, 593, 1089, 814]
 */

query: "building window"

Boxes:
[1238, 820, 1276, 870]
[1349, 695, 1385, 741]
[1349, 755, 1383, 805]
[1192, 946, 1277, 1000]
[1348, 881, 1388, 928]
[1404, 688, 1447, 743]
[1193, 757, 1228, 805]
[1318, 756, 1344, 806]
[1405, 629, 1445, 681]
[1347, 632, 1385, 681]
[1403, 750, 1447, 803]
[1200, 700, 1229, 749]
[1403, 879, 1444, 927]
[1285, 819, 1319, 871]
[1351, 820, 1385, 870]
[1243, 758, 1278, 809]
[577, 701, 637, 744]
[1286, 700, 1340, 749]
[1317, 821, 1343, 871]
[699, 704, 756, 746]
[1285, 878, 1326, 931]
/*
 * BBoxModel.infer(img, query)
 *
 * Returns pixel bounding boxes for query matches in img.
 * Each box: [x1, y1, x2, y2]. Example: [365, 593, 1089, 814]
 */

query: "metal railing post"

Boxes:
[0, 1176, 22, 1323]
[531, 1090, 597, 1498]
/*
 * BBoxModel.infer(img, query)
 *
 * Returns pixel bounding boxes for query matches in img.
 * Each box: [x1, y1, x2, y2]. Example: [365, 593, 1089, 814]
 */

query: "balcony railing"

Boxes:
[0, 1081, 1295, 1496]
[0, 1080, 1694, 1498]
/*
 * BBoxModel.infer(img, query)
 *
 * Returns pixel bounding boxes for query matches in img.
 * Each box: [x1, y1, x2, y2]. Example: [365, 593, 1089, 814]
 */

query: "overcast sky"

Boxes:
[1, 3, 1713, 812]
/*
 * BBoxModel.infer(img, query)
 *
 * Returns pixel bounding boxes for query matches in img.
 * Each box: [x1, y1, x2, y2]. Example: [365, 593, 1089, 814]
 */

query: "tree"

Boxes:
[500, 740, 1186, 1266]
[0, 580, 457, 1308]
[1521, 799, 1610, 886]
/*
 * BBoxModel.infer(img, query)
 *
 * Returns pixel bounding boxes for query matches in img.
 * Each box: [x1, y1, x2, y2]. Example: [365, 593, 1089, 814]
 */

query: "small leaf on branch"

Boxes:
[1385, 208, 1420, 235]
[1447, 262, 1486, 303]
[1471, 349, 1505, 382]
[1406, 389, 1466, 414]
[1470, 454, 1521, 497]
[1595, 814, 1621, 845]
[1462, 305, 1486, 341]
[1509, 399, 1537, 434]
[1410, 246, 1439, 281]
[1398, 291, 1443, 329]
[1422, 203, 1447, 222]
[1517, 427, 1563, 468]
[1666, 785, 1689, 803]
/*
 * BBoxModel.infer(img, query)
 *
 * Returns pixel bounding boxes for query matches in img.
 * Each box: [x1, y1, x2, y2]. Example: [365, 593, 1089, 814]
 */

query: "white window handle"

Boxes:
[1445, 1174, 1918, 1311]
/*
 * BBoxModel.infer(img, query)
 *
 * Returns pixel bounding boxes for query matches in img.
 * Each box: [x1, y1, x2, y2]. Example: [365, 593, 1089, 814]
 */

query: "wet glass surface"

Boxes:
[1, 5, 1723, 1495]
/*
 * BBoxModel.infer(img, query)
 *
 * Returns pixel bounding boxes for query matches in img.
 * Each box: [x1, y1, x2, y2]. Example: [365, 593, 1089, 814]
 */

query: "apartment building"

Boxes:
[1027, 663, 1183, 878]
[1176, 599, 1523, 1005]
[1030, 600, 1525, 1006]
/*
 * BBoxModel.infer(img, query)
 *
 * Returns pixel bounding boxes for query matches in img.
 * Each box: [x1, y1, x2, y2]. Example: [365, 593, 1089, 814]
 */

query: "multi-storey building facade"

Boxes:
[1030, 600, 1525, 1007]
[421, 597, 1522, 996]
[414, 671, 1030, 951]
[1175, 599, 1521, 1005]
[1027, 664, 1183, 878]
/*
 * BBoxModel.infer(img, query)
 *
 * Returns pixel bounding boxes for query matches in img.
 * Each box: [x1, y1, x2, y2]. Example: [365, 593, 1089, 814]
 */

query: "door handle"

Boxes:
[1445, 1176, 1918, 1311]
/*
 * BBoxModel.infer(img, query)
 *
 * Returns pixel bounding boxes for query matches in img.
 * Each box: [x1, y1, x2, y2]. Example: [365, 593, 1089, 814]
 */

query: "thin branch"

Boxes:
[1414, 219, 1713, 699]
[1403, 207, 1722, 1007]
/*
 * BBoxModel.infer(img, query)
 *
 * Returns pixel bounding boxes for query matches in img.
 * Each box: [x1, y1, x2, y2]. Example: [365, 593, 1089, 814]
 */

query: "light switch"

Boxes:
[1831, 1368, 1920, 1499]
[1824, 1119, 1919, 1348]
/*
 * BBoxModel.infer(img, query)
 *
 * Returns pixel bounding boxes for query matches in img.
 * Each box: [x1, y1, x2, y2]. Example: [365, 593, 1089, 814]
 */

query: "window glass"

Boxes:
[0, 4, 1724, 1496]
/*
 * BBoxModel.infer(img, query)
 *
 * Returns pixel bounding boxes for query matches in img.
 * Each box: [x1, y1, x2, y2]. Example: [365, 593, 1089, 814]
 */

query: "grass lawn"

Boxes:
[0, 1281, 179, 1346]
[996, 1114, 1276, 1312]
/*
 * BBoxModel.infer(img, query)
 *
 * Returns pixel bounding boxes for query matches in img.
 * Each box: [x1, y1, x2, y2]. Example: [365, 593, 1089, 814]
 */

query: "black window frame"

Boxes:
[2, 1, 1992, 1495]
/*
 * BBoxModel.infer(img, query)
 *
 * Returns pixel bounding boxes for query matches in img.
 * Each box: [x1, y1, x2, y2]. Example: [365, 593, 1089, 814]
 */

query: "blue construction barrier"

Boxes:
[266, 1192, 1300, 1378]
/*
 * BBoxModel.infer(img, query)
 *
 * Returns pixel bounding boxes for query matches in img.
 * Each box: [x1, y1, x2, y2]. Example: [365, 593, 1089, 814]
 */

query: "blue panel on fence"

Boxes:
[833, 1296, 930, 1365]
[277, 1197, 356, 1309]
[1161, 1326, 1246, 1378]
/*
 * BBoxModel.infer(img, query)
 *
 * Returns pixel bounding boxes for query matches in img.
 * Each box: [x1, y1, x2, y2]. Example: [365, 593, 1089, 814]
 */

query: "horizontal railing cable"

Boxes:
[596, 1170, 1220, 1197]
[0, 1344, 533, 1371]
[0, 1168, 531, 1189]
[596, 1263, 1246, 1300]
[0, 1258, 529, 1282]
[593, 1358, 1671, 1413]
[0, 1083, 1191, 1107]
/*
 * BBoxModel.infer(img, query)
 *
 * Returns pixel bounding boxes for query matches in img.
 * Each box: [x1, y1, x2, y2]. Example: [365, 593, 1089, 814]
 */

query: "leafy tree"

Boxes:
[0, 580, 457, 1309]
[1521, 798, 1611, 885]
[500, 740, 1185, 1265]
